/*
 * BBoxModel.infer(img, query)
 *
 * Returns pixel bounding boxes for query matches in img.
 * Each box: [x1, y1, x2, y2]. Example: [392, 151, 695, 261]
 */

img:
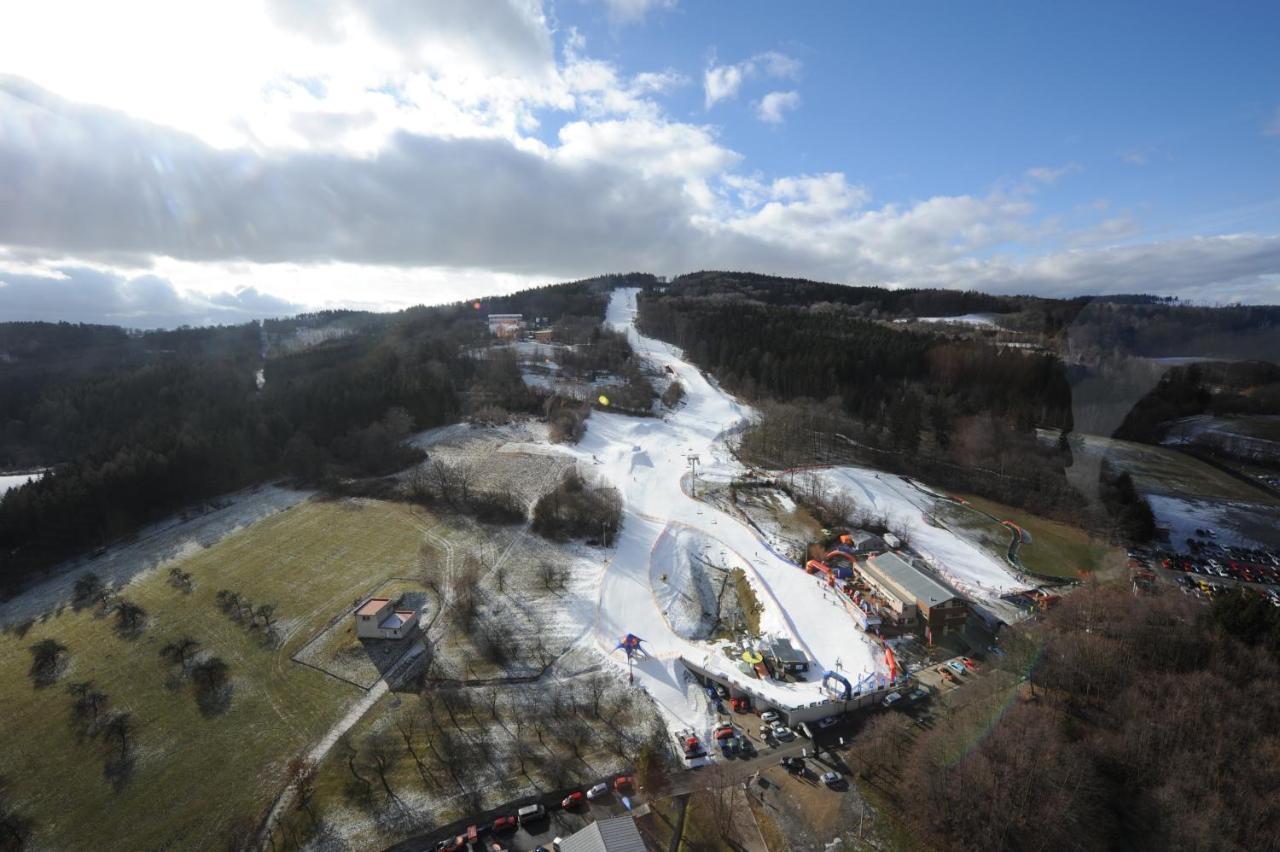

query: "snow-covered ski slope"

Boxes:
[544, 288, 1026, 741]
[559, 289, 888, 739]
[812, 468, 1028, 597]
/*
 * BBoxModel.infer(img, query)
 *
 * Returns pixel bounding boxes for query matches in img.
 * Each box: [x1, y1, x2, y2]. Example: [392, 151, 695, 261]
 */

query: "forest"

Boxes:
[0, 275, 642, 595]
[637, 276, 1087, 522]
[863, 584, 1280, 851]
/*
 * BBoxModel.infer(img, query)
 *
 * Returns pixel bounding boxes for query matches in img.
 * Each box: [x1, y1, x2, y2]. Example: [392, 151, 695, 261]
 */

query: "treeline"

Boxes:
[1113, 361, 1280, 443]
[661, 271, 1018, 319]
[637, 287, 1073, 431]
[867, 584, 1280, 851]
[638, 278, 1083, 522]
[0, 279, 616, 594]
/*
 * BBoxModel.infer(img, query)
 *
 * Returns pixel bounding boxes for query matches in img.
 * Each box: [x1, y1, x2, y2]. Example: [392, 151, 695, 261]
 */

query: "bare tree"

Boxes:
[67, 680, 110, 735]
[113, 600, 147, 637]
[364, 732, 407, 810]
[28, 639, 69, 688]
[338, 735, 372, 806]
[167, 567, 194, 593]
[393, 708, 434, 788]
[285, 756, 319, 825]
[159, 636, 200, 672]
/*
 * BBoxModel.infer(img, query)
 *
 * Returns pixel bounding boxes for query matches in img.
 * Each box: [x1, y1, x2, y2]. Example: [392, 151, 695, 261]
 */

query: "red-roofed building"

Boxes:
[354, 597, 420, 640]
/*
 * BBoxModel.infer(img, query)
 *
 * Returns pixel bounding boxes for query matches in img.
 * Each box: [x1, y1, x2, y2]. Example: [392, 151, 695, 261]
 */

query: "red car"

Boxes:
[492, 815, 517, 833]
[713, 725, 735, 740]
[562, 791, 585, 809]
[614, 774, 634, 793]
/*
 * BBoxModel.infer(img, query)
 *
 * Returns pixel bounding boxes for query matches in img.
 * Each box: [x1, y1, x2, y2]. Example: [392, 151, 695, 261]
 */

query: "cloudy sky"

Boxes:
[1, 0, 1279, 327]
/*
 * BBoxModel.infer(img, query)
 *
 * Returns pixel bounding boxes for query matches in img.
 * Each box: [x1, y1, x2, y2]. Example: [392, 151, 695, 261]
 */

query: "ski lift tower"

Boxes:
[686, 453, 700, 499]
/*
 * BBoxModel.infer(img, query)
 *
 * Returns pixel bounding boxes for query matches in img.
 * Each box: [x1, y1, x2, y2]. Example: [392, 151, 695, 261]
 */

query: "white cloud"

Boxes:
[704, 63, 746, 108]
[704, 50, 801, 109]
[600, 0, 678, 25]
[1025, 162, 1082, 184]
[1, 2, 1278, 323]
[755, 90, 801, 124]
[755, 50, 802, 80]
[0, 264, 302, 328]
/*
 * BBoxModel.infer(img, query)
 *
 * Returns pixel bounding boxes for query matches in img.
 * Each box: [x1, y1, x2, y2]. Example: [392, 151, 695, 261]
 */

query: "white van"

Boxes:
[517, 803, 546, 825]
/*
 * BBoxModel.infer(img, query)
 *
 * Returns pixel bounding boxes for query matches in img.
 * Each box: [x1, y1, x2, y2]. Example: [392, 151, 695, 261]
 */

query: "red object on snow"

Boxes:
[883, 642, 898, 681]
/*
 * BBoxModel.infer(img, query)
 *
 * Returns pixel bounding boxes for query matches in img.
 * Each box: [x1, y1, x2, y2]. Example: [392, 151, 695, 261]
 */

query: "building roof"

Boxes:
[378, 610, 417, 629]
[864, 552, 959, 609]
[355, 598, 390, 617]
[558, 816, 646, 852]
[766, 636, 808, 664]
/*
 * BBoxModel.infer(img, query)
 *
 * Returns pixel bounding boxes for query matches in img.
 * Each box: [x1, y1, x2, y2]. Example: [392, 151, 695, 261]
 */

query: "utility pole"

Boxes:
[686, 453, 700, 498]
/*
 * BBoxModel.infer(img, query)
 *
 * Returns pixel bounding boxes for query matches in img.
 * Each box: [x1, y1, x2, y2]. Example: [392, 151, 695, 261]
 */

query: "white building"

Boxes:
[354, 597, 419, 640]
[486, 313, 525, 338]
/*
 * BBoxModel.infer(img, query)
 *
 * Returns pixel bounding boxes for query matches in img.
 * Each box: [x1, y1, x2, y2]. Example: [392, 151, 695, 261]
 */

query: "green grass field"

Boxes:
[1077, 433, 1280, 503]
[0, 498, 455, 851]
[941, 493, 1117, 579]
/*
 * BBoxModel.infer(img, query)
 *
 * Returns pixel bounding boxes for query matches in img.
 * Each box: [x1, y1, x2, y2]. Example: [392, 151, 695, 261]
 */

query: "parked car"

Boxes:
[518, 804, 546, 825]
[946, 660, 967, 676]
[817, 716, 839, 729]
[905, 687, 930, 705]
[713, 723, 736, 740]
[561, 791, 585, 810]
[586, 782, 609, 801]
[771, 724, 796, 741]
[780, 756, 804, 773]
[492, 815, 517, 833]
[821, 771, 842, 787]
[760, 710, 779, 723]
[882, 691, 903, 709]
[613, 774, 635, 793]
[736, 736, 755, 757]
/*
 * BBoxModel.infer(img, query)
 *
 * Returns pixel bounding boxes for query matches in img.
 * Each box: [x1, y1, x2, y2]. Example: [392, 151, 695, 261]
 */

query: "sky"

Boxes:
[1, 0, 1278, 327]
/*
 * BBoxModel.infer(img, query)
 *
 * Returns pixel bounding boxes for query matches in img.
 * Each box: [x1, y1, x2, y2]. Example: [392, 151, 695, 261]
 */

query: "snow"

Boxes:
[550, 289, 891, 744]
[811, 467, 1029, 599]
[0, 484, 313, 627]
[0, 470, 44, 497]
[1147, 494, 1276, 551]
[897, 313, 999, 327]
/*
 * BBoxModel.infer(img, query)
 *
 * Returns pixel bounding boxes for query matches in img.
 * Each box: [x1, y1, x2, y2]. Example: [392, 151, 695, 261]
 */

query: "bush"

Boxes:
[531, 469, 622, 545]
[467, 491, 527, 525]
[661, 380, 685, 408]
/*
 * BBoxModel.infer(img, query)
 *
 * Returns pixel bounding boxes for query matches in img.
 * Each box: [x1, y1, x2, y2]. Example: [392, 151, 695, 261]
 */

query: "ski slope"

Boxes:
[567, 289, 888, 742]
[812, 467, 1028, 598]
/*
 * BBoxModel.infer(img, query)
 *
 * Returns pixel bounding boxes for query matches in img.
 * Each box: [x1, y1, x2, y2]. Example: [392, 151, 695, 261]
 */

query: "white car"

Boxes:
[881, 691, 903, 709]
[821, 771, 842, 787]
[771, 724, 796, 741]
[586, 782, 609, 801]
[760, 710, 779, 723]
[817, 716, 838, 729]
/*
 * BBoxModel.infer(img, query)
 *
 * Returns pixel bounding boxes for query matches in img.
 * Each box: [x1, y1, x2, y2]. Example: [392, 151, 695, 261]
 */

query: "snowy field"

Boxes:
[0, 469, 44, 497]
[896, 313, 1000, 327]
[0, 484, 313, 627]
[810, 467, 1029, 600]
[533, 288, 896, 744]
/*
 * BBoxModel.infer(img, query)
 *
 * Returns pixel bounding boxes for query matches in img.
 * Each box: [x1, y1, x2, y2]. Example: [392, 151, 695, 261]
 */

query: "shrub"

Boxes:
[531, 469, 622, 545]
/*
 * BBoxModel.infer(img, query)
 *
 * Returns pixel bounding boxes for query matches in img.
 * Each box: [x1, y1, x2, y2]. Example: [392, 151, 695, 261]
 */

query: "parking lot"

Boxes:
[385, 780, 640, 852]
